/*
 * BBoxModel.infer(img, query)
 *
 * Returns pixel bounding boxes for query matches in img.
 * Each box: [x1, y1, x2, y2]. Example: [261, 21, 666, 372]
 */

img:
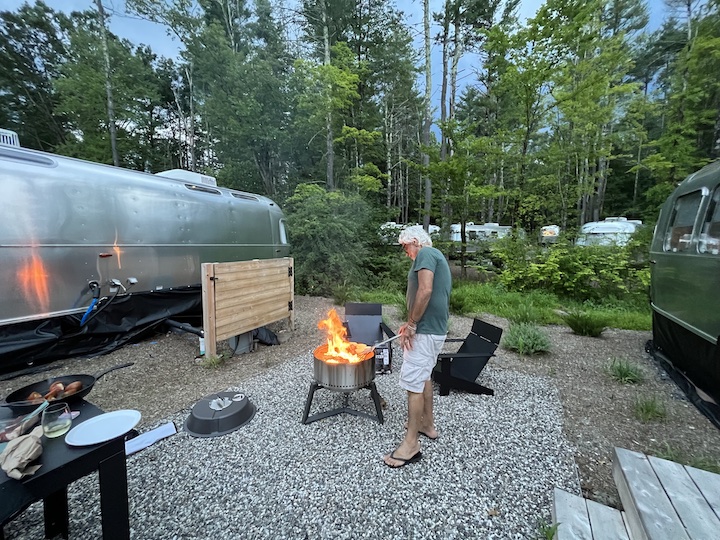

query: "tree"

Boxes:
[0, 2, 71, 151]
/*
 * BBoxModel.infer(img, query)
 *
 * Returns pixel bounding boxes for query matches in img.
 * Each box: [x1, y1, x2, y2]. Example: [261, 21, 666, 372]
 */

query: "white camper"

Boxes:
[575, 217, 642, 247]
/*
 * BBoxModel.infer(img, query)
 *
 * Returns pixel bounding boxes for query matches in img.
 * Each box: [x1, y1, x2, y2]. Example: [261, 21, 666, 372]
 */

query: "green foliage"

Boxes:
[561, 310, 608, 337]
[284, 184, 372, 296]
[493, 237, 648, 304]
[634, 396, 667, 423]
[450, 282, 561, 324]
[502, 323, 551, 355]
[606, 358, 645, 384]
[536, 519, 560, 540]
[652, 444, 720, 474]
[201, 354, 225, 369]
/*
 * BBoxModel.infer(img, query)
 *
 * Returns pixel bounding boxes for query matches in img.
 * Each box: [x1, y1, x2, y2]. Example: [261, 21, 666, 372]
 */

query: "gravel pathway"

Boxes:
[5, 346, 578, 539]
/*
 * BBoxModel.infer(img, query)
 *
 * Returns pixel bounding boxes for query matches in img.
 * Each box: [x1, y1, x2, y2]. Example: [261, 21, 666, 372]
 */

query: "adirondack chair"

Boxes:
[432, 318, 502, 396]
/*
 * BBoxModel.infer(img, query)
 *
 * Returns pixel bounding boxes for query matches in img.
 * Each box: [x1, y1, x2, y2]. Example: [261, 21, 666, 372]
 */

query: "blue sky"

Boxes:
[6, 0, 666, 62]
[5, 0, 666, 110]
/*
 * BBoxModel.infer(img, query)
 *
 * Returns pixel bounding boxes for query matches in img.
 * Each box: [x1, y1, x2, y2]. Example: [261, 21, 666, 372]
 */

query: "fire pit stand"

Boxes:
[301, 381, 384, 425]
[301, 344, 384, 424]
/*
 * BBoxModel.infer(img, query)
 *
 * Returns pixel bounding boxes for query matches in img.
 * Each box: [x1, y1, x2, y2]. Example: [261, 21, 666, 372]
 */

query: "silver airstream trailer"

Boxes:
[575, 217, 642, 247]
[0, 142, 289, 372]
[648, 160, 720, 421]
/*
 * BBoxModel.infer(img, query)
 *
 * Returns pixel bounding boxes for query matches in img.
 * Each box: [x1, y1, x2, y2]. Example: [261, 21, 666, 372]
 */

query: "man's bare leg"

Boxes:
[384, 391, 422, 466]
[419, 380, 438, 438]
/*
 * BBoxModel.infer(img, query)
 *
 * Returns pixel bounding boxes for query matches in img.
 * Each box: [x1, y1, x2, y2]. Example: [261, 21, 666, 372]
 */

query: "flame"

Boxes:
[316, 308, 371, 364]
[18, 249, 50, 313]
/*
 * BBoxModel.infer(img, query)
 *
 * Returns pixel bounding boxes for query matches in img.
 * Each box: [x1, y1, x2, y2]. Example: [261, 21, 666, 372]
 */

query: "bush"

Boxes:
[562, 310, 608, 337]
[502, 323, 551, 355]
[505, 303, 545, 324]
[493, 238, 648, 304]
[606, 358, 644, 384]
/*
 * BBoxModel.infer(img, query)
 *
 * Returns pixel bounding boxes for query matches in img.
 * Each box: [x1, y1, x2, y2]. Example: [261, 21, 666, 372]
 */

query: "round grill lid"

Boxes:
[184, 391, 256, 437]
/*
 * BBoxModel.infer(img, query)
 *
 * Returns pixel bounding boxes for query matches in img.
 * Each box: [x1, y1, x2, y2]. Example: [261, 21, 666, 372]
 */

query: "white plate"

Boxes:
[65, 409, 141, 447]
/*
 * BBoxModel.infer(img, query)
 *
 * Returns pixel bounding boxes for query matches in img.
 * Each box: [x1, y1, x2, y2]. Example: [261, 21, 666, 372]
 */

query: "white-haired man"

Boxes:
[384, 225, 451, 468]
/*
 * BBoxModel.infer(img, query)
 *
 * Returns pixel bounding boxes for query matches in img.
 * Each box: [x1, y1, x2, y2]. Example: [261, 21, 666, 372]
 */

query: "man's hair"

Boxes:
[398, 225, 432, 247]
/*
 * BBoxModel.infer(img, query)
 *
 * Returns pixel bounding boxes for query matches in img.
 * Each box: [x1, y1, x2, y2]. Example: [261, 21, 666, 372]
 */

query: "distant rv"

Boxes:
[450, 222, 514, 243]
[647, 160, 720, 421]
[0, 137, 289, 372]
[575, 217, 642, 247]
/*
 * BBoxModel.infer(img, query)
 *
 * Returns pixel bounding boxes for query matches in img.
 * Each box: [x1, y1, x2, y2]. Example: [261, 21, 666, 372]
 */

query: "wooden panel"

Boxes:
[686, 465, 720, 518]
[649, 456, 720, 538]
[613, 447, 690, 540]
[586, 499, 629, 540]
[552, 488, 592, 540]
[201, 263, 218, 358]
[201, 258, 293, 354]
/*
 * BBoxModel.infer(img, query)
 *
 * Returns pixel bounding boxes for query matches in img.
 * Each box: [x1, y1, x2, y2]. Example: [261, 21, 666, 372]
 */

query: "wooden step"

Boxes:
[613, 447, 720, 539]
[552, 487, 630, 540]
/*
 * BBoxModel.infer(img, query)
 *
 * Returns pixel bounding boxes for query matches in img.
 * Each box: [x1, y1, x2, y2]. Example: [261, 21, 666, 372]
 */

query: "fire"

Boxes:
[18, 250, 50, 313]
[316, 309, 371, 364]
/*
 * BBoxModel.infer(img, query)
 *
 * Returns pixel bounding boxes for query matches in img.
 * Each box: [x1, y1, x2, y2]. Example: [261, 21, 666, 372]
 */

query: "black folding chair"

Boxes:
[432, 318, 502, 396]
[344, 302, 395, 373]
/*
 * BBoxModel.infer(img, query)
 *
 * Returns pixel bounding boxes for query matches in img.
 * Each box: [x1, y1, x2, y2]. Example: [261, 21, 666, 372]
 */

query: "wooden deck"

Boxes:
[553, 447, 720, 539]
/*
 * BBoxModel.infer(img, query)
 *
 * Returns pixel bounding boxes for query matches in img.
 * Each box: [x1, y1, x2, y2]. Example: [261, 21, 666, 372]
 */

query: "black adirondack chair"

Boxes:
[432, 318, 502, 396]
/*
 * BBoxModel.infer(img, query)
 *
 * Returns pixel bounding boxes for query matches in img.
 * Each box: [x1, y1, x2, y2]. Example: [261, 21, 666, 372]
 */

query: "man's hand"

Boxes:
[399, 322, 416, 350]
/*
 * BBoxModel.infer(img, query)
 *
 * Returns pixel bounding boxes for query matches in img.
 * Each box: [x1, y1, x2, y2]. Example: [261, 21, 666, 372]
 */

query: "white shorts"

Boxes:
[399, 334, 447, 393]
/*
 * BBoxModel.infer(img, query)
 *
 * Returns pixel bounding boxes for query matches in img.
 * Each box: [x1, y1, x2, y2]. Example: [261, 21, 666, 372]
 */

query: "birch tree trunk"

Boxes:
[95, 0, 119, 166]
[422, 0, 431, 230]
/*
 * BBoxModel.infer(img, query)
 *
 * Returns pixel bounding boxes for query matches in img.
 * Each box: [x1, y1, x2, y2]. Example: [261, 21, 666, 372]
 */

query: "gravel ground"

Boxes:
[3, 295, 720, 539]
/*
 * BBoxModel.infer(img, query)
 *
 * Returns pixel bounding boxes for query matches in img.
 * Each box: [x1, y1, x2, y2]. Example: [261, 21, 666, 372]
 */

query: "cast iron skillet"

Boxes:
[2, 362, 134, 414]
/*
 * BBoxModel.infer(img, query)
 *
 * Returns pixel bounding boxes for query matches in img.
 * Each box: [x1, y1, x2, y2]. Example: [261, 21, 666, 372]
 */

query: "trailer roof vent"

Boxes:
[156, 168, 217, 186]
[0, 129, 20, 147]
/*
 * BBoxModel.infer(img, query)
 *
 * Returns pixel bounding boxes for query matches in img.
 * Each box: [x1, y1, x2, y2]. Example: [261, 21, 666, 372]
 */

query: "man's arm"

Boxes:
[409, 268, 434, 324]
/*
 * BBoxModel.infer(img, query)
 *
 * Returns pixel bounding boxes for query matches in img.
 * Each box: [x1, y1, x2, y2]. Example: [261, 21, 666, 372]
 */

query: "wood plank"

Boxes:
[552, 488, 592, 540]
[586, 499, 629, 540]
[214, 258, 291, 275]
[686, 465, 720, 520]
[613, 447, 690, 540]
[215, 286, 291, 311]
[648, 456, 720, 538]
[201, 262, 217, 358]
[215, 276, 291, 300]
[216, 295, 290, 323]
[216, 306, 292, 341]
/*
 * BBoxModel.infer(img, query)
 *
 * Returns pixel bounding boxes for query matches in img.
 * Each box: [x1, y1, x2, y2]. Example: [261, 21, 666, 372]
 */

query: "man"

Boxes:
[384, 225, 452, 468]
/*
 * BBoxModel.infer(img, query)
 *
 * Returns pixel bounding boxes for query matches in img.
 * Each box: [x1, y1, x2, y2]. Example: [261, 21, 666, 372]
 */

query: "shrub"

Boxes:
[607, 358, 644, 384]
[562, 310, 608, 337]
[502, 323, 551, 355]
[634, 396, 667, 422]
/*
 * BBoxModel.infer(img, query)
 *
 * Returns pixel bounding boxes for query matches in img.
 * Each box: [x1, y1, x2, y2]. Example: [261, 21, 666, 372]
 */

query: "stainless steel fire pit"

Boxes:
[312, 344, 375, 390]
[302, 345, 384, 424]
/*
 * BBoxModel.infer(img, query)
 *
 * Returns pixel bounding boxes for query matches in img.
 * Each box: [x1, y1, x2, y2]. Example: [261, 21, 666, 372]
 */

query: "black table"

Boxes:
[0, 400, 130, 539]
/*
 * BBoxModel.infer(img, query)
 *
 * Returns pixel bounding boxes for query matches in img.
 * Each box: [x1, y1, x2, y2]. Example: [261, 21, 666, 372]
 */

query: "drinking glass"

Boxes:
[42, 402, 72, 438]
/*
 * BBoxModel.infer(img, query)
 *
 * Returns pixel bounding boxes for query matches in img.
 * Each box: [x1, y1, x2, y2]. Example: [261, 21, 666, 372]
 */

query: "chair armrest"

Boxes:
[380, 321, 396, 338]
[444, 338, 465, 343]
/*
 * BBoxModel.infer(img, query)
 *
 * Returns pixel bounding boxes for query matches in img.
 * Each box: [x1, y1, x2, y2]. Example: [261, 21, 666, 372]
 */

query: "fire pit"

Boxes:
[301, 310, 384, 425]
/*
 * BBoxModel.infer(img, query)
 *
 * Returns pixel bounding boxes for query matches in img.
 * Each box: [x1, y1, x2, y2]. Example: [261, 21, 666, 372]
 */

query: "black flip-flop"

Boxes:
[419, 431, 438, 441]
[385, 450, 422, 468]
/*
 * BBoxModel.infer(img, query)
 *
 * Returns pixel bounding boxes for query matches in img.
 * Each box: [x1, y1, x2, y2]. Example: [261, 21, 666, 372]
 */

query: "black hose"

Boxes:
[164, 319, 204, 337]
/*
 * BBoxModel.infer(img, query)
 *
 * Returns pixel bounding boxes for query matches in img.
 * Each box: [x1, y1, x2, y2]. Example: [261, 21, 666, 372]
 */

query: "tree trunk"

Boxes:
[422, 0, 431, 230]
[95, 0, 119, 167]
[323, 7, 334, 190]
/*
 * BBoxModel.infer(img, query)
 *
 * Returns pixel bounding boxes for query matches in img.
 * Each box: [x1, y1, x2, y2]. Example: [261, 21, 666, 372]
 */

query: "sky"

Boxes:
[4, 0, 667, 109]
[5, 0, 667, 62]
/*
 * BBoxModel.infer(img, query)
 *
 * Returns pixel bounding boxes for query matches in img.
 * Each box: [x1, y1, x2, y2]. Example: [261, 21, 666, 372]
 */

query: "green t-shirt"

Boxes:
[406, 246, 452, 335]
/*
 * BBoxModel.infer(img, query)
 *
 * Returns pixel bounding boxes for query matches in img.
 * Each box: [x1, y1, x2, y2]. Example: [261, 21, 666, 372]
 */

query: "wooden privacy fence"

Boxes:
[201, 257, 294, 358]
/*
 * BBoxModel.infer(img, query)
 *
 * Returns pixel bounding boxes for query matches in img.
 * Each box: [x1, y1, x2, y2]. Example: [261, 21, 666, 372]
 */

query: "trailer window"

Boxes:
[698, 187, 720, 255]
[663, 191, 702, 252]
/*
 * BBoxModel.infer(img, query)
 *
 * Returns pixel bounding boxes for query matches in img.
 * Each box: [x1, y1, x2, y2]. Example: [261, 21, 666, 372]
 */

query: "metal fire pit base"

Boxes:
[301, 381, 384, 425]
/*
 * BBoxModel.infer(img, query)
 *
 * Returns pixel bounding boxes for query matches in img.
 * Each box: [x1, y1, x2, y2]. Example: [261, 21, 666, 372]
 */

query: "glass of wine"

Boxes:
[42, 402, 72, 438]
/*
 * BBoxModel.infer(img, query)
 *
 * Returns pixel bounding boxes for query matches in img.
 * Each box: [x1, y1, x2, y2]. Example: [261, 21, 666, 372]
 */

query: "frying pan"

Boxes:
[2, 362, 134, 414]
